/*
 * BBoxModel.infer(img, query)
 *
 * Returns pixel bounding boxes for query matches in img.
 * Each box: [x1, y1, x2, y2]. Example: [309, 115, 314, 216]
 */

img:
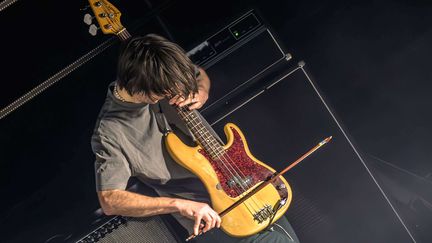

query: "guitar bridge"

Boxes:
[253, 204, 274, 224]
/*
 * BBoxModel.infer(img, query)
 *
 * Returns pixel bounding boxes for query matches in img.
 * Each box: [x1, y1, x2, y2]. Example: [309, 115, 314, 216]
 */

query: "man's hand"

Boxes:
[174, 199, 221, 236]
[168, 67, 210, 110]
[169, 88, 209, 110]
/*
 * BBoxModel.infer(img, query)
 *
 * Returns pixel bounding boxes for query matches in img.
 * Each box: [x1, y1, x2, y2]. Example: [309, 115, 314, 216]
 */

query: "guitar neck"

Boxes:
[176, 107, 224, 157]
[117, 28, 132, 41]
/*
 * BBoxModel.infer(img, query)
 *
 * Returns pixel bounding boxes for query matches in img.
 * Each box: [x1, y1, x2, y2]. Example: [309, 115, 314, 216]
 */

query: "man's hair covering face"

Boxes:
[117, 34, 198, 99]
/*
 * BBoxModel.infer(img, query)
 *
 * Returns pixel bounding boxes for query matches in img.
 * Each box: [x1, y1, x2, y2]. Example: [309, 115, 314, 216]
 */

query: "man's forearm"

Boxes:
[98, 190, 179, 217]
[197, 68, 210, 93]
[98, 189, 221, 235]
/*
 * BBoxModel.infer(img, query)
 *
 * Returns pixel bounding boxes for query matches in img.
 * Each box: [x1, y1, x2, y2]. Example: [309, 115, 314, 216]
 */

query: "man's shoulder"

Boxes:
[91, 119, 120, 145]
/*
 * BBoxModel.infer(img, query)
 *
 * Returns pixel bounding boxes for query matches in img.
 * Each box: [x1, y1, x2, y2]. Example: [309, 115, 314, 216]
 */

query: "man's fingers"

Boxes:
[178, 93, 200, 107]
[202, 214, 213, 233]
[209, 211, 218, 228]
[187, 101, 202, 110]
[193, 215, 203, 236]
[170, 93, 204, 108]
[177, 97, 188, 107]
[179, 201, 220, 235]
[168, 95, 180, 105]
[211, 211, 221, 228]
[175, 97, 186, 106]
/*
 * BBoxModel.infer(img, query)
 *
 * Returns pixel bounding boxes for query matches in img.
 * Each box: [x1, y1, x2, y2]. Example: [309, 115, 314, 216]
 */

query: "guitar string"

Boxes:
[189, 110, 279, 218]
[178, 106, 254, 186]
[103, 4, 124, 31]
[176, 107, 260, 215]
[177, 107, 266, 215]
[181, 107, 273, 219]
[179, 106, 262, 194]
[176, 107, 254, 194]
[119, 30, 131, 40]
[100, 1, 124, 35]
[179, 107, 255, 191]
[187, 114, 269, 216]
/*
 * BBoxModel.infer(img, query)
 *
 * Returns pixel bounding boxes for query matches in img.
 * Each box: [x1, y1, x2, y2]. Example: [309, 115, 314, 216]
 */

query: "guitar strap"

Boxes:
[150, 101, 173, 137]
[150, 99, 223, 145]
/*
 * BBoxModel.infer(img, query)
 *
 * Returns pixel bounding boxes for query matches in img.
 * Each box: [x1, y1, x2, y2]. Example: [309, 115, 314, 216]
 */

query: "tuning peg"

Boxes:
[83, 13, 94, 25]
[89, 24, 99, 36]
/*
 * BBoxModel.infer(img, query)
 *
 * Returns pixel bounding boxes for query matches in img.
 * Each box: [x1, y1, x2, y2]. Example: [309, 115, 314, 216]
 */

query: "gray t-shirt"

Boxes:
[91, 82, 211, 232]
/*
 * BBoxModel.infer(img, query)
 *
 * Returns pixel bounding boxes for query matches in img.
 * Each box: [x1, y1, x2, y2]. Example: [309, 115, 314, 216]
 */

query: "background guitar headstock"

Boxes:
[84, 0, 126, 37]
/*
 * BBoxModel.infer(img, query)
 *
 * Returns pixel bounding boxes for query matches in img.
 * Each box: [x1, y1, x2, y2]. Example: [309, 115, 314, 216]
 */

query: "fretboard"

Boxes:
[176, 107, 224, 158]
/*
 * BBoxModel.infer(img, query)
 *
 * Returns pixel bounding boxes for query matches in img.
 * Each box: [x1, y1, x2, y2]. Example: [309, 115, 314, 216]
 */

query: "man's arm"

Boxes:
[196, 67, 211, 95]
[98, 189, 221, 235]
[98, 190, 177, 216]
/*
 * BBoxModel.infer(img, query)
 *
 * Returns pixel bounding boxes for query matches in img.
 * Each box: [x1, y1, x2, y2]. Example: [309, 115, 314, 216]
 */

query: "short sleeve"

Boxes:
[92, 134, 131, 191]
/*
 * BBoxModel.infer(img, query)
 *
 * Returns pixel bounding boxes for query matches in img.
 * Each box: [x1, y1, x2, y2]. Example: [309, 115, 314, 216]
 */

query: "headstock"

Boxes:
[86, 0, 125, 36]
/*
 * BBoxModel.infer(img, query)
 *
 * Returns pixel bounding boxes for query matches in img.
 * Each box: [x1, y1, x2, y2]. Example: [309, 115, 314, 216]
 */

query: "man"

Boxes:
[91, 34, 299, 242]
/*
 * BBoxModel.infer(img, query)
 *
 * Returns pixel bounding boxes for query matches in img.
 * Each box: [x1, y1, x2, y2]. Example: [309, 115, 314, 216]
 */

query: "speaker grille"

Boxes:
[77, 216, 178, 243]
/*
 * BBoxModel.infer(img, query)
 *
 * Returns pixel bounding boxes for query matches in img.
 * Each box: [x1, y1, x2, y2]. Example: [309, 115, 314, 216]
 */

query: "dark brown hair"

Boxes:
[116, 34, 198, 99]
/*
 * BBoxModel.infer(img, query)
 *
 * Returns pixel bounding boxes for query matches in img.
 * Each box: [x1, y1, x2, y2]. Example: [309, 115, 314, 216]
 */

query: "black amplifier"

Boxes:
[186, 10, 292, 114]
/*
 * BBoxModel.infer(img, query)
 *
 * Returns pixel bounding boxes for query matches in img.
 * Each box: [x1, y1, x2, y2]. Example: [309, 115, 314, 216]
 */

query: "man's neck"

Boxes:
[115, 84, 138, 103]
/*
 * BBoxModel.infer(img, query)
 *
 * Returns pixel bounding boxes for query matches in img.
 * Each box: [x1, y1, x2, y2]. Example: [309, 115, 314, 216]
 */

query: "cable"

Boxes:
[0, 37, 116, 120]
[0, 0, 18, 12]
[274, 223, 294, 242]
[300, 64, 417, 243]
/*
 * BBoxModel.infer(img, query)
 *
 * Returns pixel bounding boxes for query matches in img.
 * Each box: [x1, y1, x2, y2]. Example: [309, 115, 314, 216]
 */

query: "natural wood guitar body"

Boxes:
[166, 123, 292, 237]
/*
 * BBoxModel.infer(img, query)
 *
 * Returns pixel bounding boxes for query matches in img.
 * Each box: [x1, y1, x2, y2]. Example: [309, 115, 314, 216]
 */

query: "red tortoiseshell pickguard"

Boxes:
[198, 127, 288, 199]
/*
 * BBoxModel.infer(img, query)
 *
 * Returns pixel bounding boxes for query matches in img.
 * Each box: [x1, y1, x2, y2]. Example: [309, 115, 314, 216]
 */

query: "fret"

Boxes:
[176, 107, 224, 157]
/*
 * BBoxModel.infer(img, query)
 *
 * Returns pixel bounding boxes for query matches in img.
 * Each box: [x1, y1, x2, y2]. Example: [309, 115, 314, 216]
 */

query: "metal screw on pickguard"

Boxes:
[216, 183, 222, 190]
[276, 183, 286, 190]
